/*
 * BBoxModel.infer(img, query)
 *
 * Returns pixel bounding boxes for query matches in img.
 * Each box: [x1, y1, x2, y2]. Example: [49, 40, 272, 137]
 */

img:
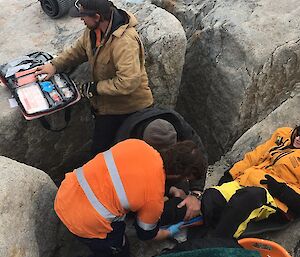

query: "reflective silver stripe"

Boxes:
[103, 150, 130, 210]
[137, 218, 157, 231]
[75, 167, 116, 222]
[114, 214, 126, 222]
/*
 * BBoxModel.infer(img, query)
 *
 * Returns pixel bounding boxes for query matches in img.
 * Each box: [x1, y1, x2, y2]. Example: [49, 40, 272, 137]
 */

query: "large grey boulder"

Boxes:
[0, 156, 58, 257]
[126, 2, 187, 107]
[154, 0, 300, 161]
[0, 156, 91, 257]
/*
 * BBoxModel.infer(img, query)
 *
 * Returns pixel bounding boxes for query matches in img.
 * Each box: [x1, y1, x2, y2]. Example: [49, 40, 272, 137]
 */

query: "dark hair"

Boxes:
[159, 140, 208, 181]
[291, 125, 300, 144]
[78, 0, 114, 20]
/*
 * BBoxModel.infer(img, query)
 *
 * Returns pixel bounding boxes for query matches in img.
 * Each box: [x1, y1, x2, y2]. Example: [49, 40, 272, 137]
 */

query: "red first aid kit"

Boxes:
[0, 52, 81, 120]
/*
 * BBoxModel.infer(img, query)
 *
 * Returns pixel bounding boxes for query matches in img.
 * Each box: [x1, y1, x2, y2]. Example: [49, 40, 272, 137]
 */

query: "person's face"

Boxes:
[81, 15, 99, 30]
[293, 128, 300, 148]
[79, 6, 100, 30]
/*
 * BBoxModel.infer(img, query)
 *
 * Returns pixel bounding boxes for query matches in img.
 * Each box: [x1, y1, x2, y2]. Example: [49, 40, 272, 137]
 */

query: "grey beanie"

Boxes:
[143, 119, 177, 150]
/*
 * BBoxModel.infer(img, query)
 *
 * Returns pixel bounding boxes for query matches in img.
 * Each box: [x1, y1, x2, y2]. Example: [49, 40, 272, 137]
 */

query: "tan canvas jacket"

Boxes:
[51, 11, 153, 115]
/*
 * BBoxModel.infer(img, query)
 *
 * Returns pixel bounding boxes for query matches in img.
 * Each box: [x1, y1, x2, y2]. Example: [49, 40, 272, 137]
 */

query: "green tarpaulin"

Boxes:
[158, 248, 261, 257]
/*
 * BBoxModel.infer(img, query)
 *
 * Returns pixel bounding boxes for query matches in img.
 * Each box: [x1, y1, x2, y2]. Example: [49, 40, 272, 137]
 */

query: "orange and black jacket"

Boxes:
[219, 127, 300, 216]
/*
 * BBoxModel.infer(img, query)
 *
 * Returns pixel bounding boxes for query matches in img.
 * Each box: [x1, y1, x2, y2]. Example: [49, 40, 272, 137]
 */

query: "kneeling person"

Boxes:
[55, 139, 205, 257]
[114, 107, 208, 221]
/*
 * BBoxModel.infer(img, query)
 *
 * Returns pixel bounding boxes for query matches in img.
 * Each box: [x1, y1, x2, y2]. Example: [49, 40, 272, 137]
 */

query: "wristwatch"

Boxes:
[189, 191, 202, 200]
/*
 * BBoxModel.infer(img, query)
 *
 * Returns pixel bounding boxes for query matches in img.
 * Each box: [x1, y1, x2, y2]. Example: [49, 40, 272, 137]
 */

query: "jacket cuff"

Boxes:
[134, 220, 159, 240]
[50, 58, 65, 73]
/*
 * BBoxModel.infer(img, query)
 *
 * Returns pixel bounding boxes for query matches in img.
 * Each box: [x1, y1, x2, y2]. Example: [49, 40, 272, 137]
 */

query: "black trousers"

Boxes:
[77, 221, 130, 257]
[201, 187, 269, 238]
[91, 113, 133, 157]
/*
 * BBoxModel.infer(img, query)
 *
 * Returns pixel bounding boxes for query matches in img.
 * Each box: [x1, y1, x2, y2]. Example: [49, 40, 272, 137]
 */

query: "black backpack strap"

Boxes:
[39, 107, 72, 132]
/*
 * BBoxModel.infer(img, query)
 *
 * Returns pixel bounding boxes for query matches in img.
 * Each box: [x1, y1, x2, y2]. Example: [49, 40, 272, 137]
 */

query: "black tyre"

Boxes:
[40, 0, 74, 19]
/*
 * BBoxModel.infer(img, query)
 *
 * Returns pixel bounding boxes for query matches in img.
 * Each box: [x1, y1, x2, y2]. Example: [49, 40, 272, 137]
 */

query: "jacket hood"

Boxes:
[111, 10, 137, 38]
[126, 11, 138, 27]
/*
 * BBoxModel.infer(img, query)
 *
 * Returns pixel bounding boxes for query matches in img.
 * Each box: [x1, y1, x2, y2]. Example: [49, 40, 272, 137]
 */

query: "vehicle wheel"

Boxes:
[40, 0, 73, 19]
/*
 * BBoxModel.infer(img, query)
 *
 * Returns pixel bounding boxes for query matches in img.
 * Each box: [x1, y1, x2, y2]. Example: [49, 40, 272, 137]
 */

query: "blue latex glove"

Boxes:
[167, 221, 184, 237]
[40, 81, 54, 92]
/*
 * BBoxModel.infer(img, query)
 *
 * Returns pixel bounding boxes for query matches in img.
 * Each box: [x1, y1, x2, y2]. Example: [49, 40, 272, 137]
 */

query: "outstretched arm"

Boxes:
[261, 175, 300, 216]
[49, 33, 88, 73]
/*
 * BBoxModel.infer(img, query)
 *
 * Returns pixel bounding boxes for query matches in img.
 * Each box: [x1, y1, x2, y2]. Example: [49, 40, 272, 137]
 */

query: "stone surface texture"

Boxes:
[125, 2, 187, 107]
[0, 85, 93, 183]
[0, 156, 58, 257]
[153, 0, 300, 162]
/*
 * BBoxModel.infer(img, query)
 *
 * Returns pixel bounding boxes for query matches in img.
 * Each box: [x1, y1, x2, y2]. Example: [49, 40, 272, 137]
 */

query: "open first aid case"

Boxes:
[0, 52, 80, 120]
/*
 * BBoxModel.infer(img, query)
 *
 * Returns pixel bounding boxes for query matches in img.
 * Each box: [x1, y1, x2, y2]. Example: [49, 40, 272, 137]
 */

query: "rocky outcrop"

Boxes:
[153, 0, 300, 162]
[1, 0, 299, 256]
[128, 2, 187, 107]
[0, 156, 58, 257]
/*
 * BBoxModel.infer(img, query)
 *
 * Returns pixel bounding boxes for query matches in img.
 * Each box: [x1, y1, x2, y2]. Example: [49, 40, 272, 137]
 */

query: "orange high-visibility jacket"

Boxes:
[55, 139, 165, 239]
[230, 127, 300, 212]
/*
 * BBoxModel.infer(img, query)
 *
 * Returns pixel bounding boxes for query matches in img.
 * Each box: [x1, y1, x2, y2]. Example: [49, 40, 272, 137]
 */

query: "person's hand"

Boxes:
[260, 175, 285, 198]
[166, 221, 184, 237]
[79, 82, 98, 98]
[177, 195, 201, 221]
[35, 63, 56, 80]
[169, 186, 187, 199]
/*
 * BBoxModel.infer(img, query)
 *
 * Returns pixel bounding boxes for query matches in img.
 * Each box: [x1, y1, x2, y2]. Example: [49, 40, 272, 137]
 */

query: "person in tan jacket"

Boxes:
[36, 0, 153, 156]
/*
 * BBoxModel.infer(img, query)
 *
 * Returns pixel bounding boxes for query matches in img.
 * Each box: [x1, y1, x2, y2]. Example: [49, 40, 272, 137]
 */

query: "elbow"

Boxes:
[114, 76, 141, 95]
